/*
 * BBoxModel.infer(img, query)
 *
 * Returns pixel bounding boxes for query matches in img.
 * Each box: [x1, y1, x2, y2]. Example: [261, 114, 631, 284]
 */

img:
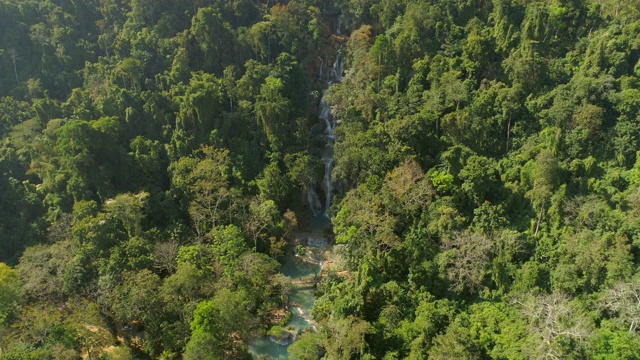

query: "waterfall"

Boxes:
[307, 49, 342, 216]
[318, 94, 333, 215]
[250, 25, 346, 360]
[329, 45, 344, 84]
[306, 31, 345, 216]
[319, 90, 331, 123]
[316, 45, 344, 216]
[321, 156, 333, 211]
[306, 188, 322, 216]
[306, 84, 331, 217]
[307, 236, 329, 248]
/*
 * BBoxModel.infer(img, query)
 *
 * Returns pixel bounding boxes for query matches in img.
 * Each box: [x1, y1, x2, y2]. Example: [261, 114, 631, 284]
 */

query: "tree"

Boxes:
[191, 8, 234, 74]
[243, 197, 281, 252]
[96, 19, 114, 59]
[465, 302, 529, 359]
[12, 304, 65, 350]
[187, 288, 259, 357]
[518, 292, 592, 359]
[109, 269, 162, 324]
[0, 96, 34, 137]
[161, 262, 211, 318]
[170, 146, 234, 238]
[69, 299, 113, 360]
[459, 155, 500, 206]
[0, 263, 21, 325]
[602, 276, 640, 333]
[207, 224, 249, 270]
[183, 331, 225, 360]
[257, 161, 290, 211]
[502, 41, 548, 92]
[175, 72, 223, 139]
[255, 76, 290, 149]
[384, 159, 434, 217]
[523, 149, 561, 236]
[324, 316, 371, 360]
[17, 241, 72, 302]
[590, 321, 640, 360]
[103, 191, 148, 238]
[428, 317, 476, 360]
[288, 332, 323, 360]
[105, 236, 154, 274]
[333, 177, 401, 270]
[284, 152, 323, 193]
[153, 241, 180, 274]
[53, 118, 124, 202]
[6, 48, 19, 84]
[440, 232, 493, 294]
[115, 58, 144, 92]
[130, 136, 167, 188]
[370, 34, 390, 91]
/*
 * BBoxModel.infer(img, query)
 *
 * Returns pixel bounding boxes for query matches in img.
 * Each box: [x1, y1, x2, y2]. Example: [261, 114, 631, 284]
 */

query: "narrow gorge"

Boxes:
[249, 28, 346, 360]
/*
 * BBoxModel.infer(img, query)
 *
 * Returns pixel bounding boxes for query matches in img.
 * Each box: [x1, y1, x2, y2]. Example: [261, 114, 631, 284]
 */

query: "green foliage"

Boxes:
[103, 191, 148, 237]
[257, 160, 291, 211]
[430, 170, 454, 193]
[255, 76, 291, 151]
[109, 269, 162, 323]
[288, 331, 323, 360]
[0, 263, 21, 324]
[1, 0, 640, 358]
[187, 288, 258, 358]
[170, 145, 235, 237]
[590, 320, 640, 359]
[183, 331, 225, 360]
[310, 0, 640, 358]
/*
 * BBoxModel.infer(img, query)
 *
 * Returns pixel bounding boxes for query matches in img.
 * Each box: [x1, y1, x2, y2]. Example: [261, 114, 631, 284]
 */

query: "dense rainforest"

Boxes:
[1, 0, 640, 359]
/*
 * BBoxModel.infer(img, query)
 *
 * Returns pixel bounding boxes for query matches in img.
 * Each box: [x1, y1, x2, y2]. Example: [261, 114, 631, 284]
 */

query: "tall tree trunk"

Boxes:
[506, 115, 511, 152]
[12, 60, 18, 84]
[535, 199, 545, 237]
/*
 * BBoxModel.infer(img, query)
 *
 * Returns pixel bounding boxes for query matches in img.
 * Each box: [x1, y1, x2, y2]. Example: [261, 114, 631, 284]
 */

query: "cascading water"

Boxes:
[307, 235, 329, 249]
[331, 45, 345, 83]
[250, 30, 345, 360]
[249, 254, 321, 359]
[316, 45, 343, 215]
[321, 157, 333, 212]
[319, 90, 331, 124]
[306, 188, 322, 217]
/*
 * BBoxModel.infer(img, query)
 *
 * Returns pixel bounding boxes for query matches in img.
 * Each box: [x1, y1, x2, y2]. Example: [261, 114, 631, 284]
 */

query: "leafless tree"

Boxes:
[518, 292, 591, 359]
[153, 241, 180, 274]
[602, 277, 640, 332]
[441, 231, 492, 293]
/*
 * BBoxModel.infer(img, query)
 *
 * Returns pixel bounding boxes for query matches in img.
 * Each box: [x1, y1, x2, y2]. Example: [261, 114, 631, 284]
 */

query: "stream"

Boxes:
[249, 37, 344, 360]
[248, 218, 329, 359]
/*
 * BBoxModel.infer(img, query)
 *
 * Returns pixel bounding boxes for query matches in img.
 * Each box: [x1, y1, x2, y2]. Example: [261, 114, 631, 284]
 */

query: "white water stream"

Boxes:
[307, 44, 343, 217]
[250, 42, 344, 359]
